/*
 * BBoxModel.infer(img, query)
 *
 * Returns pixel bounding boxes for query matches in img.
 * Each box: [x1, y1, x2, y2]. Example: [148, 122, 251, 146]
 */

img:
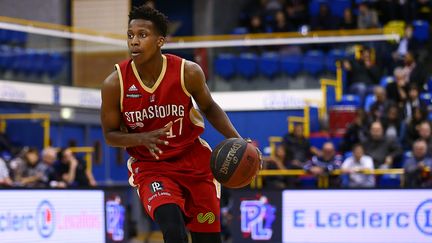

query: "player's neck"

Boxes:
[135, 53, 164, 84]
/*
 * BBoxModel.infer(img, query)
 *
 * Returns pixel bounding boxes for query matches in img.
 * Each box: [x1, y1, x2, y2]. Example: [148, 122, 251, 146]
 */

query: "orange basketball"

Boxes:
[210, 138, 261, 188]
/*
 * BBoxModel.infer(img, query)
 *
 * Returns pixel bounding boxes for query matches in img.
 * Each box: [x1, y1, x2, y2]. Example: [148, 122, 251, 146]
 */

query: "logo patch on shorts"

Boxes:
[150, 181, 163, 193]
[197, 212, 215, 224]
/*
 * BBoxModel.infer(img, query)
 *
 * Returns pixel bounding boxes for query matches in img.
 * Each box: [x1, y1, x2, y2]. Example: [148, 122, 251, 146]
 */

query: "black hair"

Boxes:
[128, 5, 168, 37]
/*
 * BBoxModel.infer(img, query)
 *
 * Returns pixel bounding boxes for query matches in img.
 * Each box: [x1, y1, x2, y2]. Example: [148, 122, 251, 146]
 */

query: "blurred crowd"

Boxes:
[0, 136, 96, 188]
[239, 0, 431, 34]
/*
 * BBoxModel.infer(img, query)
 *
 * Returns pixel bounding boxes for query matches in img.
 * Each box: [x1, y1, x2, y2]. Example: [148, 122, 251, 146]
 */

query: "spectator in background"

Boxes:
[273, 10, 290, 32]
[403, 84, 428, 121]
[340, 8, 357, 30]
[10, 147, 45, 187]
[405, 107, 429, 149]
[417, 121, 432, 156]
[363, 121, 403, 168]
[56, 148, 97, 187]
[386, 67, 408, 108]
[393, 25, 417, 63]
[344, 47, 381, 99]
[37, 147, 66, 188]
[404, 139, 432, 188]
[382, 104, 406, 143]
[402, 51, 429, 91]
[414, 0, 432, 21]
[370, 86, 393, 121]
[340, 109, 369, 153]
[248, 14, 266, 33]
[341, 144, 375, 188]
[283, 123, 320, 169]
[263, 144, 288, 188]
[310, 3, 338, 30]
[284, 1, 306, 31]
[304, 142, 342, 187]
[357, 2, 379, 29]
[0, 157, 12, 186]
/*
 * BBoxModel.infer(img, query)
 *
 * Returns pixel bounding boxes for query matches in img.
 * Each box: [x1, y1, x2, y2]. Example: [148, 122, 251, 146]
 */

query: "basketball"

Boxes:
[210, 138, 261, 188]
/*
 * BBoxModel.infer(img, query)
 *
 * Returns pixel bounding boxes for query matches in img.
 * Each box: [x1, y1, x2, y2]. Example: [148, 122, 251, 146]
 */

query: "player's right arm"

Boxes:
[100, 71, 171, 158]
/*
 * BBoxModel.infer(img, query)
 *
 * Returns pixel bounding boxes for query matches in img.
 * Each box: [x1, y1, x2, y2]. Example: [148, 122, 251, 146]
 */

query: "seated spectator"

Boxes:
[362, 121, 403, 168]
[344, 47, 381, 99]
[10, 147, 45, 187]
[341, 109, 369, 153]
[403, 51, 428, 91]
[341, 144, 375, 188]
[37, 147, 66, 188]
[283, 123, 320, 169]
[417, 121, 432, 156]
[304, 142, 342, 187]
[55, 148, 97, 187]
[339, 8, 356, 30]
[310, 3, 338, 30]
[370, 86, 393, 121]
[248, 14, 266, 33]
[392, 25, 417, 63]
[0, 157, 12, 186]
[403, 84, 428, 121]
[357, 2, 379, 29]
[386, 67, 408, 108]
[0, 131, 21, 158]
[284, 1, 306, 31]
[382, 104, 406, 143]
[404, 139, 432, 188]
[263, 144, 288, 189]
[272, 10, 290, 32]
[404, 107, 429, 149]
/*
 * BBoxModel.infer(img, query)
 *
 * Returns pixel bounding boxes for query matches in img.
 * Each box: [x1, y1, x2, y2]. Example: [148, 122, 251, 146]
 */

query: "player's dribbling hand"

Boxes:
[245, 138, 263, 170]
[141, 121, 173, 160]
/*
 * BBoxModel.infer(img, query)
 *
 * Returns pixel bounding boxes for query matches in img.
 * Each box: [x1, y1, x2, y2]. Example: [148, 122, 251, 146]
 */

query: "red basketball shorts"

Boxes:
[127, 139, 221, 232]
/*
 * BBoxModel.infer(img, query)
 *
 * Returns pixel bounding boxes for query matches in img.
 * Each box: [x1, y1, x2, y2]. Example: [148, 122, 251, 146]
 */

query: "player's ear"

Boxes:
[157, 36, 165, 48]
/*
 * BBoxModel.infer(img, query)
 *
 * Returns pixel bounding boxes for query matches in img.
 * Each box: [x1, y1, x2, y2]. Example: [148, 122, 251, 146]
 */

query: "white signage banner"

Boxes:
[59, 86, 101, 108]
[0, 190, 105, 243]
[282, 190, 432, 243]
[0, 80, 53, 104]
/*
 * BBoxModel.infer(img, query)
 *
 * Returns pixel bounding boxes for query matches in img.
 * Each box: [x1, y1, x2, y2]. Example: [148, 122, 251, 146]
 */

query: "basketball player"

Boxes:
[101, 6, 242, 243]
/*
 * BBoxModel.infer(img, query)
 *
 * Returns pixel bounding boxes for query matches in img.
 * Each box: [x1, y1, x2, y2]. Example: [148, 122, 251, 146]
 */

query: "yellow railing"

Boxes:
[320, 61, 343, 117]
[287, 105, 311, 137]
[69, 146, 95, 173]
[0, 113, 50, 148]
[252, 168, 407, 189]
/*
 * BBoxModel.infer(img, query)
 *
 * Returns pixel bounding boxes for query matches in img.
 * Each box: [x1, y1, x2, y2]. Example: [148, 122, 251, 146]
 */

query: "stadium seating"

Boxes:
[235, 53, 259, 79]
[325, 49, 347, 73]
[329, 0, 351, 18]
[413, 20, 429, 42]
[380, 75, 394, 87]
[214, 53, 236, 80]
[364, 94, 376, 112]
[303, 50, 325, 76]
[259, 52, 280, 78]
[281, 53, 302, 76]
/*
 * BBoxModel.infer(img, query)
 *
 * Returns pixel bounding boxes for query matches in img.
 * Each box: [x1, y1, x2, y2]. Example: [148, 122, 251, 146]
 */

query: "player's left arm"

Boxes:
[184, 61, 241, 139]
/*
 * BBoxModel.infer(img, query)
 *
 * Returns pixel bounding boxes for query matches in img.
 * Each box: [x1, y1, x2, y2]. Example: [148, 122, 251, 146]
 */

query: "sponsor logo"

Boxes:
[219, 143, 241, 175]
[129, 122, 144, 129]
[415, 199, 432, 235]
[150, 181, 163, 193]
[150, 94, 156, 102]
[126, 93, 142, 98]
[241, 196, 276, 240]
[106, 196, 125, 241]
[36, 200, 55, 238]
[197, 212, 215, 224]
[128, 84, 138, 92]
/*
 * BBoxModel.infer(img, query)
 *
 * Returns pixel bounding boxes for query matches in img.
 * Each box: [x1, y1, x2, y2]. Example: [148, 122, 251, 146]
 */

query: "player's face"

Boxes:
[127, 19, 164, 64]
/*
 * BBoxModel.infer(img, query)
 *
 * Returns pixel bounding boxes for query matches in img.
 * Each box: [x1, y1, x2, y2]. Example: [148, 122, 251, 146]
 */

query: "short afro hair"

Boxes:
[128, 5, 168, 37]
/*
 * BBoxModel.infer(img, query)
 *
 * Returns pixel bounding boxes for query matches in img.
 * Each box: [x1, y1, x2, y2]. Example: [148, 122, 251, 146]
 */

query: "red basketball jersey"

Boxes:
[115, 54, 205, 161]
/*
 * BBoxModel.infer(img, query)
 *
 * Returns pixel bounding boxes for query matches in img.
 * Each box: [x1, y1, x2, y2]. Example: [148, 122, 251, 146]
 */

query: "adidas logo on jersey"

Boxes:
[128, 84, 138, 92]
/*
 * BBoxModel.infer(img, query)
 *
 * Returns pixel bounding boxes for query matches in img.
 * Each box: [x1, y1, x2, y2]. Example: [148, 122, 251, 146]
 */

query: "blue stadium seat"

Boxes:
[214, 53, 236, 80]
[309, 0, 328, 17]
[380, 76, 394, 87]
[337, 94, 361, 107]
[46, 52, 65, 77]
[413, 20, 429, 42]
[10, 47, 25, 73]
[364, 94, 376, 112]
[303, 50, 325, 76]
[231, 27, 248, 35]
[259, 52, 280, 78]
[378, 174, 401, 188]
[0, 29, 13, 44]
[325, 49, 347, 73]
[10, 31, 28, 46]
[281, 54, 302, 76]
[427, 77, 432, 94]
[330, 0, 351, 18]
[235, 53, 258, 79]
[0, 45, 12, 70]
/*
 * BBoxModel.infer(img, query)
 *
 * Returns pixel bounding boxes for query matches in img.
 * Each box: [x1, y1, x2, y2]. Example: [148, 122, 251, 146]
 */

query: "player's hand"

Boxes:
[245, 138, 263, 170]
[140, 121, 172, 160]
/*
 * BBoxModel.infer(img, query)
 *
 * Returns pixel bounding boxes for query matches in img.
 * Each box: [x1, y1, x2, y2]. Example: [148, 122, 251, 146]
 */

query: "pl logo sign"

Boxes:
[240, 196, 276, 240]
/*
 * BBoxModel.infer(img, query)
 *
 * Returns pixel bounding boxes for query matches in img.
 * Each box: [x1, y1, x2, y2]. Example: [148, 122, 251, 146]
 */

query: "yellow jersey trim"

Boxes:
[131, 55, 167, 93]
[189, 107, 205, 128]
[114, 64, 124, 112]
[180, 59, 191, 97]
